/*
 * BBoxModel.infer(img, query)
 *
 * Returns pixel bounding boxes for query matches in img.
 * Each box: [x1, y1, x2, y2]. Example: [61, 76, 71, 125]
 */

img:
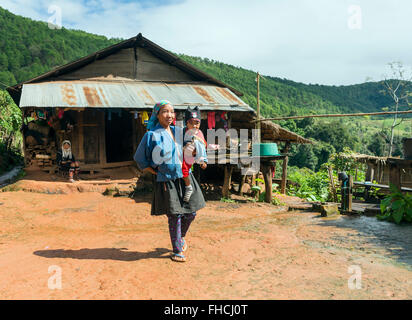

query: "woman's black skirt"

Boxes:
[151, 173, 206, 216]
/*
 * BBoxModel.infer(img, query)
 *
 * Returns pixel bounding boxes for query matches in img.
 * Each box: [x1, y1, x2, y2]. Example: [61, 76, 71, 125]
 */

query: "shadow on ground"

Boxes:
[33, 247, 171, 261]
[315, 215, 412, 268]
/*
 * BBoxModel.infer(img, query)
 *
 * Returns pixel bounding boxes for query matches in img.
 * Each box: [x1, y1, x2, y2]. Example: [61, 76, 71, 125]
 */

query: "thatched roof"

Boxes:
[333, 152, 390, 164]
[260, 120, 313, 144]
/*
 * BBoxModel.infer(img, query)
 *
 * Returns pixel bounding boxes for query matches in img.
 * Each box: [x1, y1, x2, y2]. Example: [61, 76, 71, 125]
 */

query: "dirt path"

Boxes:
[0, 190, 411, 300]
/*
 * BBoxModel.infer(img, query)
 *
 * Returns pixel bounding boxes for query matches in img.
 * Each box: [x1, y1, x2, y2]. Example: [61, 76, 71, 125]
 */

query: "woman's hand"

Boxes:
[200, 162, 207, 170]
[184, 142, 195, 154]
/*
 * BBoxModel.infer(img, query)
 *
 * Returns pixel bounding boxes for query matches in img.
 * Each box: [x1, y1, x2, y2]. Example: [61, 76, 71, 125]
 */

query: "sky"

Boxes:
[1, 0, 411, 86]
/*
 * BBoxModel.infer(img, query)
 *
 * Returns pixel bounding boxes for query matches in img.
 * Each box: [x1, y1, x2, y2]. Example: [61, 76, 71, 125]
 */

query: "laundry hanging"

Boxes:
[57, 108, 64, 119]
[220, 112, 228, 131]
[207, 111, 216, 129]
[141, 111, 149, 125]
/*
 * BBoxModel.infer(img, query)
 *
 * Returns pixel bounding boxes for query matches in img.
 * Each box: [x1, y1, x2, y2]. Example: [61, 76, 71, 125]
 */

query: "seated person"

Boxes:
[56, 140, 80, 183]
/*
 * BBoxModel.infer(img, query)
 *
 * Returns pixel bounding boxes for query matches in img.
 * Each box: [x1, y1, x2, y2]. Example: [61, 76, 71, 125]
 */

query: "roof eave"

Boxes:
[6, 33, 245, 105]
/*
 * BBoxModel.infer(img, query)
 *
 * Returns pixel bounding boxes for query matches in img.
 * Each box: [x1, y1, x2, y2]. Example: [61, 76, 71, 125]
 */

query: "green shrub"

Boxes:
[287, 166, 330, 202]
[378, 184, 412, 224]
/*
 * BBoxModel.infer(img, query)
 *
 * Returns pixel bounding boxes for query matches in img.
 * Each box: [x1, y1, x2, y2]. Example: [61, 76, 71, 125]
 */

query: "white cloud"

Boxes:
[1, 0, 412, 85]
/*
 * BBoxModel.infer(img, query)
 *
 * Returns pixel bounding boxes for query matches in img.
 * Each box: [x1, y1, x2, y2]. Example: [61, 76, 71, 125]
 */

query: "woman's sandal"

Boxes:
[182, 238, 188, 252]
[170, 253, 186, 262]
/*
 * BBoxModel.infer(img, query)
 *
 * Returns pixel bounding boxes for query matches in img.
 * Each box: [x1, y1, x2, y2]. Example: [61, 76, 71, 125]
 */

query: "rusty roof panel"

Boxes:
[19, 81, 254, 112]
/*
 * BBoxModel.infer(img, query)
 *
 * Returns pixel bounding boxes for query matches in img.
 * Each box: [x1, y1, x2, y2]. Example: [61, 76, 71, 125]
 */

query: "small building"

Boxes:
[7, 33, 312, 199]
[334, 153, 412, 198]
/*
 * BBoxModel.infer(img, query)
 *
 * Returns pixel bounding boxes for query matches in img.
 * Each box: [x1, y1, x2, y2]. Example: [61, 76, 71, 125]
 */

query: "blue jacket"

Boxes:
[134, 123, 184, 182]
[192, 139, 208, 164]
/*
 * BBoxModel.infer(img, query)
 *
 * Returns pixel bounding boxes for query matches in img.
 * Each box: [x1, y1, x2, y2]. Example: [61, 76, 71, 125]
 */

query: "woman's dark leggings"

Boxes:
[167, 212, 196, 253]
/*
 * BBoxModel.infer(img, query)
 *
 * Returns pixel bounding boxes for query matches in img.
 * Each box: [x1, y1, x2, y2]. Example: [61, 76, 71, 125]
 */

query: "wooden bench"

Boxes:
[353, 181, 412, 200]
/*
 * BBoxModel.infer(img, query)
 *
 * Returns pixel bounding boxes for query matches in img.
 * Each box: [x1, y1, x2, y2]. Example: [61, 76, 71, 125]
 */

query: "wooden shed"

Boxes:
[336, 153, 412, 192]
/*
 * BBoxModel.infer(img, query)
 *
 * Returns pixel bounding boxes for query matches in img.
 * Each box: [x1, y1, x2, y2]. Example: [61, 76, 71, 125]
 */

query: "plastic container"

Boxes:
[252, 143, 281, 157]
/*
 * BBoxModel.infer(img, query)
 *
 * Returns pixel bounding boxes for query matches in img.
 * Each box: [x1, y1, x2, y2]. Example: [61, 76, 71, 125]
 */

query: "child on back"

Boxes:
[182, 106, 207, 202]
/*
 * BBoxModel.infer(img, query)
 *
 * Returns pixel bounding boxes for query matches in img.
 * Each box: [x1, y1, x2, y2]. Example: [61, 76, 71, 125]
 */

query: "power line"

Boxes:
[253, 110, 412, 122]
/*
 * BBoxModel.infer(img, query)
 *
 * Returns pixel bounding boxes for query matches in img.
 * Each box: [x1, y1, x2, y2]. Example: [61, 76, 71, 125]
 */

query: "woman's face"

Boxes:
[157, 104, 175, 128]
[63, 143, 70, 150]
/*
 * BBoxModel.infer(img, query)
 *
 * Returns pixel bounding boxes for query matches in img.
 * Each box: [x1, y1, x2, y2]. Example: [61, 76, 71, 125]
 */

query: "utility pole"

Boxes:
[256, 72, 261, 143]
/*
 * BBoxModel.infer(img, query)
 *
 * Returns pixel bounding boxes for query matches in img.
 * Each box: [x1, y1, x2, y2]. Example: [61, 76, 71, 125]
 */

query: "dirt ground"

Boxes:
[0, 171, 411, 300]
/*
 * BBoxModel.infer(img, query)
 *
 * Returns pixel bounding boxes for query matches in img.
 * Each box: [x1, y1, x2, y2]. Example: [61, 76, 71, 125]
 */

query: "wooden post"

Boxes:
[389, 163, 401, 191]
[328, 166, 338, 202]
[281, 157, 288, 194]
[365, 165, 374, 182]
[222, 165, 233, 198]
[262, 164, 273, 203]
[99, 111, 106, 165]
[78, 111, 84, 163]
[238, 174, 246, 196]
[348, 175, 353, 212]
[280, 143, 291, 194]
[256, 72, 261, 144]
[21, 110, 28, 166]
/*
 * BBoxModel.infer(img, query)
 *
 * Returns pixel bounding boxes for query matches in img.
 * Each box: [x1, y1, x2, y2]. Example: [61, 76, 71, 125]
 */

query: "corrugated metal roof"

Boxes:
[20, 81, 255, 112]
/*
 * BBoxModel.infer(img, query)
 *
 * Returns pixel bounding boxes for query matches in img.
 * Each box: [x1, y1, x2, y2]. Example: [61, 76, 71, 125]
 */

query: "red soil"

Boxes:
[0, 174, 411, 299]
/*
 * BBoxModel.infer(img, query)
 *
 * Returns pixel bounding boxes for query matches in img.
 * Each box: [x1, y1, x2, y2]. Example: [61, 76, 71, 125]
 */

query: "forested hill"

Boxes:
[0, 6, 393, 116]
[178, 55, 395, 117]
[0, 6, 120, 87]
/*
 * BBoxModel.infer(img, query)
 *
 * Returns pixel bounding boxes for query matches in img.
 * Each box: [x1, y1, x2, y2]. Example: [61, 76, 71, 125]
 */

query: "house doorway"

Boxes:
[105, 110, 133, 163]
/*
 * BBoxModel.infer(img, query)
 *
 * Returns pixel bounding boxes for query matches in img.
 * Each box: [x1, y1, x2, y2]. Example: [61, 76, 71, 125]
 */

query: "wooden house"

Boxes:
[7, 33, 312, 199]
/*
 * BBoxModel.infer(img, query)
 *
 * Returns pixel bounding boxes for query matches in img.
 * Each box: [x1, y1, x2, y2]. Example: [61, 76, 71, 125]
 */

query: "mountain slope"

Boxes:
[0, 6, 396, 117]
[178, 55, 396, 117]
[0, 6, 120, 87]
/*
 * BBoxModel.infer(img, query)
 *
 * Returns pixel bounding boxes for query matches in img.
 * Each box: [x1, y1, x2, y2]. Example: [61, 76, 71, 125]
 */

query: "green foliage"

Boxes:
[0, 6, 120, 87]
[0, 90, 23, 175]
[328, 147, 366, 181]
[0, 90, 20, 133]
[178, 55, 395, 118]
[286, 166, 330, 202]
[1, 5, 410, 173]
[0, 143, 23, 175]
[378, 184, 412, 224]
[271, 196, 283, 206]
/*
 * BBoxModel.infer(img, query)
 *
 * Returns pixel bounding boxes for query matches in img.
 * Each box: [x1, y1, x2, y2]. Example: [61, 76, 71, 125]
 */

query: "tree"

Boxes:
[380, 62, 412, 157]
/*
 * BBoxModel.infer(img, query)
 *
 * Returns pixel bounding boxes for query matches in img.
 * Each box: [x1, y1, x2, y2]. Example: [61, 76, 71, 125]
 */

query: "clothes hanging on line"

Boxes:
[141, 111, 149, 125]
[207, 111, 215, 129]
[220, 111, 228, 131]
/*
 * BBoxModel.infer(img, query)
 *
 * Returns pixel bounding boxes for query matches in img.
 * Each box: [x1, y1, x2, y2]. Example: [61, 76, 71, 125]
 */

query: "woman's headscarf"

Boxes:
[61, 140, 72, 159]
[147, 100, 172, 131]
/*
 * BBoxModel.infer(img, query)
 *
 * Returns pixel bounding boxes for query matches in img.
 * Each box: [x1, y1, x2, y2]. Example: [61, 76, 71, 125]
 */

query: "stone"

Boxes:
[319, 203, 339, 217]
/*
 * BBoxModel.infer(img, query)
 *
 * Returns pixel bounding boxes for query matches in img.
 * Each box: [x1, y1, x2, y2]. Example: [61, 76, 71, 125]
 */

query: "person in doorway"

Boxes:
[56, 140, 80, 183]
[134, 100, 206, 262]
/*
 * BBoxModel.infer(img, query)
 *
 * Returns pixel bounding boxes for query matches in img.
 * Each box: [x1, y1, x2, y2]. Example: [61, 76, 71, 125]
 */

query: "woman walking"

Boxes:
[134, 100, 206, 262]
